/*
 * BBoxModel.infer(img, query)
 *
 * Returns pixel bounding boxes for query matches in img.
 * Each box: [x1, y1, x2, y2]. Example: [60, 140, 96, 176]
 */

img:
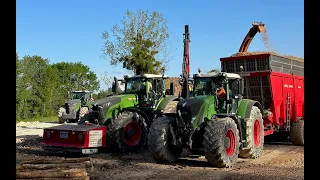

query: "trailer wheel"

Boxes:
[239, 106, 264, 159]
[203, 117, 240, 168]
[107, 111, 147, 153]
[290, 119, 304, 146]
[148, 116, 182, 163]
[58, 107, 66, 124]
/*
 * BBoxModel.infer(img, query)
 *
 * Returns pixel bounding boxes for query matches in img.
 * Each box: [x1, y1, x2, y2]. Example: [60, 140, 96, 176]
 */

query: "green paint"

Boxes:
[75, 102, 81, 112]
[191, 96, 217, 129]
[103, 94, 138, 121]
[155, 95, 176, 111]
[236, 99, 258, 119]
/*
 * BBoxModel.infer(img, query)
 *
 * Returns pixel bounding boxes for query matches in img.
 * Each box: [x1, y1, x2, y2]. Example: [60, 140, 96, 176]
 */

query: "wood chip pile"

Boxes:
[165, 77, 181, 96]
[231, 51, 304, 62]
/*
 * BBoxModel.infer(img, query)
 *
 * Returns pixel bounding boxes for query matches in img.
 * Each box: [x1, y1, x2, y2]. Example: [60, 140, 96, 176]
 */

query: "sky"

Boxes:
[16, 0, 304, 90]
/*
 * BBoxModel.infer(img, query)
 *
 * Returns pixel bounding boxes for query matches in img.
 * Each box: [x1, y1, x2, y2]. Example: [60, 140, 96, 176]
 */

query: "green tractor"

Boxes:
[148, 70, 265, 167]
[81, 73, 179, 153]
[58, 91, 94, 124]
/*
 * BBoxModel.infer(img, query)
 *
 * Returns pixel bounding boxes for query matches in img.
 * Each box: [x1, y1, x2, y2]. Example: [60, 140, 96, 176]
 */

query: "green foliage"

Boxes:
[16, 54, 100, 120]
[208, 68, 220, 73]
[51, 62, 100, 95]
[92, 87, 123, 100]
[17, 116, 58, 123]
[102, 9, 171, 74]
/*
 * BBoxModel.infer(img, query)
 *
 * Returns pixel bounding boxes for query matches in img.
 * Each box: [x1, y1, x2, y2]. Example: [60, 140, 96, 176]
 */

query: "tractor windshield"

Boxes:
[71, 92, 89, 104]
[193, 77, 225, 96]
[72, 92, 87, 99]
[125, 77, 147, 94]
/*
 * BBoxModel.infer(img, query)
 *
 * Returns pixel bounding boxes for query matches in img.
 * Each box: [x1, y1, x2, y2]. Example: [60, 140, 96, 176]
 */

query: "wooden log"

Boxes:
[16, 168, 88, 179]
[16, 161, 92, 171]
[17, 177, 89, 180]
[21, 157, 91, 164]
[17, 178, 89, 180]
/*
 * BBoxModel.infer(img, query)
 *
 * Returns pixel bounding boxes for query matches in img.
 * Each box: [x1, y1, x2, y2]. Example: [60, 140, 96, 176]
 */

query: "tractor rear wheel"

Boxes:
[58, 107, 66, 124]
[107, 111, 147, 153]
[290, 119, 304, 146]
[203, 117, 240, 168]
[148, 116, 181, 163]
[239, 106, 264, 159]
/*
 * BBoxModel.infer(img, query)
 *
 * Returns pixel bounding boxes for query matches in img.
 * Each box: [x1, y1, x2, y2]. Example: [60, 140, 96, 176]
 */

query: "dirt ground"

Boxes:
[16, 122, 304, 180]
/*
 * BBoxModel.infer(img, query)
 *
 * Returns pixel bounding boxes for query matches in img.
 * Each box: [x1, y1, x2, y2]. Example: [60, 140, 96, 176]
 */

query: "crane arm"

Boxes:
[180, 25, 191, 99]
[182, 25, 190, 77]
[238, 22, 266, 53]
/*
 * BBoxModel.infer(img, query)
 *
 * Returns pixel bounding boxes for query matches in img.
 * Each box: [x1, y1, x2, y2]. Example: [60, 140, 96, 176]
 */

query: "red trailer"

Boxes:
[41, 124, 107, 154]
[220, 53, 304, 145]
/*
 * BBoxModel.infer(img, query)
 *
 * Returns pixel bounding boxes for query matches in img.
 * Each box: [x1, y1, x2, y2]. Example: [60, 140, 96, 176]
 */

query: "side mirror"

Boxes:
[169, 82, 175, 95]
[112, 77, 118, 94]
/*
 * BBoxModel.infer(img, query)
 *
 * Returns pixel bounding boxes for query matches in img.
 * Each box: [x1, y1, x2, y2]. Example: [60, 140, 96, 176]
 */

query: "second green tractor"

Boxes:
[148, 71, 265, 167]
[81, 73, 179, 153]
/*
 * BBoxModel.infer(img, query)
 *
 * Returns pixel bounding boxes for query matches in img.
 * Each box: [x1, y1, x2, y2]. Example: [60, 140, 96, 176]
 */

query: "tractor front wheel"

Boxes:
[58, 107, 66, 124]
[290, 119, 304, 146]
[107, 111, 148, 153]
[148, 116, 182, 163]
[239, 106, 264, 159]
[203, 117, 240, 168]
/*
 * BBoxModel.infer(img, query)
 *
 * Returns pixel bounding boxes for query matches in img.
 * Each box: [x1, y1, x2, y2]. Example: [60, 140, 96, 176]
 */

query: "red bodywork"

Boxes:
[42, 124, 107, 153]
[220, 54, 304, 135]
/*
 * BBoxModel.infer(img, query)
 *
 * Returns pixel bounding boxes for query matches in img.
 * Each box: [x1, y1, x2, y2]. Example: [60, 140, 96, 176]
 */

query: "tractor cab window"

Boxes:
[228, 79, 240, 98]
[194, 78, 213, 96]
[125, 77, 147, 94]
[152, 78, 165, 94]
[72, 92, 86, 100]
[194, 77, 225, 96]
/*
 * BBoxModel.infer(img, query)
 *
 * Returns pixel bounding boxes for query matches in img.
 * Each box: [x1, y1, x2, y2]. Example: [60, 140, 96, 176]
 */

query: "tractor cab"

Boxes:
[193, 71, 244, 114]
[123, 74, 169, 108]
[71, 91, 93, 106]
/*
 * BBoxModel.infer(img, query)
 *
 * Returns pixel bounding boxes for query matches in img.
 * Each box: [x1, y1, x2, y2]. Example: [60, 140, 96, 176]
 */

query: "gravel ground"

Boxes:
[16, 122, 304, 180]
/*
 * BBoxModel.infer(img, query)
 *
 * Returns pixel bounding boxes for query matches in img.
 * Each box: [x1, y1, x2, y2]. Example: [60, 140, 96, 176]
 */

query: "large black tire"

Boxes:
[107, 111, 148, 153]
[290, 119, 304, 146]
[203, 117, 240, 168]
[239, 106, 264, 159]
[148, 116, 181, 163]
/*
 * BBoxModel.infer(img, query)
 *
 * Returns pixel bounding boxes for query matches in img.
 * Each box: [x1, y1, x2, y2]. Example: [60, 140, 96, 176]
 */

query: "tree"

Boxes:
[208, 67, 220, 73]
[51, 62, 100, 97]
[17, 55, 50, 118]
[102, 10, 171, 74]
[15, 53, 101, 120]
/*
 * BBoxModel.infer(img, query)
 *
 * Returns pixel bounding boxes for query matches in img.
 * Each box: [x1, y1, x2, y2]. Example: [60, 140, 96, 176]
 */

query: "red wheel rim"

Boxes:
[122, 120, 142, 146]
[225, 128, 236, 157]
[254, 120, 261, 147]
